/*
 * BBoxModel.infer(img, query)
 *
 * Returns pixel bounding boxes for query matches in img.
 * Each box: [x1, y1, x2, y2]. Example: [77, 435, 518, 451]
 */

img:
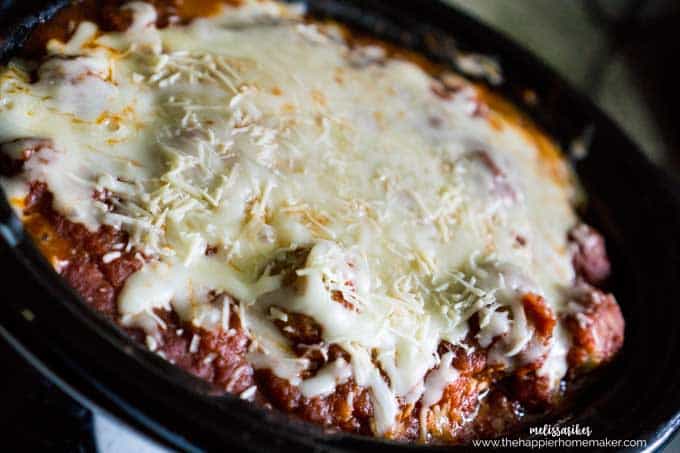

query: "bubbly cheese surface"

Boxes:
[0, 1, 578, 435]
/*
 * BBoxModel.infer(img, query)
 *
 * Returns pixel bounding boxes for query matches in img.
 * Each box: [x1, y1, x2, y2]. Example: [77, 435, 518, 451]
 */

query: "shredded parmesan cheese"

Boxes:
[0, 0, 579, 436]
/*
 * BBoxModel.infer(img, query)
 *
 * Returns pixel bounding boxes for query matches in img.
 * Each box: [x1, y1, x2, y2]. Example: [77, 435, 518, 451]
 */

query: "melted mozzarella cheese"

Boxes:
[421, 352, 460, 408]
[300, 358, 352, 398]
[0, 1, 579, 434]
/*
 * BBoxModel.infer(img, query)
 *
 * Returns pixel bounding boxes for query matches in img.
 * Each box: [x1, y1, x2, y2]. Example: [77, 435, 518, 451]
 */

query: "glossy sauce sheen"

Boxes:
[0, 0, 624, 443]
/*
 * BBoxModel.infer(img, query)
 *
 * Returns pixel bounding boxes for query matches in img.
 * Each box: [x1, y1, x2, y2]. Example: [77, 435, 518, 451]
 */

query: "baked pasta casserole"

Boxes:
[0, 0, 624, 443]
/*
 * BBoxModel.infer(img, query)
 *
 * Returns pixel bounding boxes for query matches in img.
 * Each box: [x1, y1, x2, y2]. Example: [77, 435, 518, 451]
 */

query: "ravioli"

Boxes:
[0, 0, 623, 442]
